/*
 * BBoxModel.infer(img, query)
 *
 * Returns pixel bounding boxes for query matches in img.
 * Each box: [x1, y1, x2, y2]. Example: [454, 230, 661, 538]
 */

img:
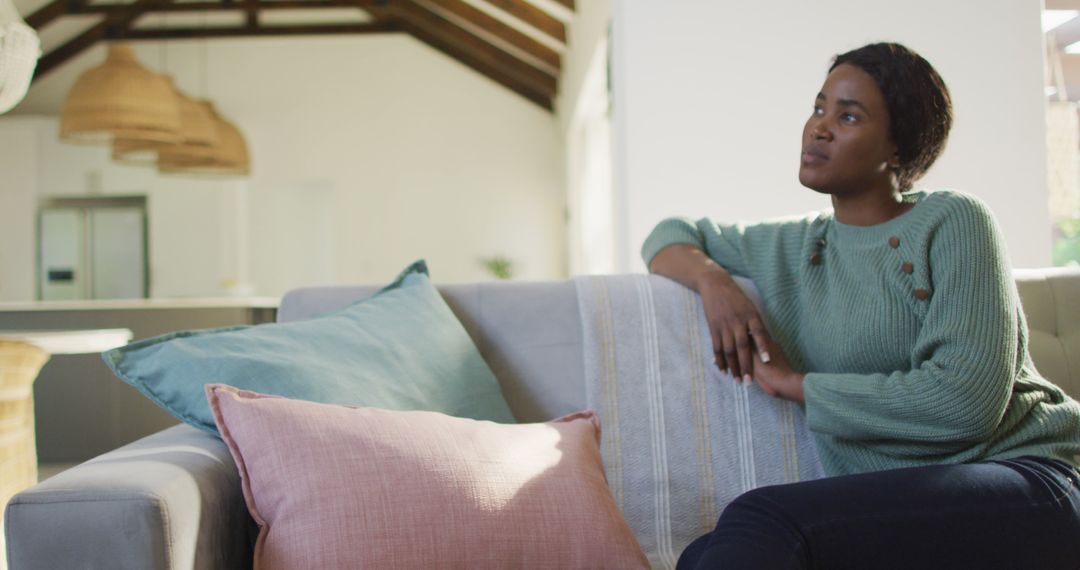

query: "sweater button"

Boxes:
[901, 262, 914, 274]
[809, 253, 822, 265]
[888, 236, 900, 248]
[818, 238, 827, 247]
[914, 288, 930, 300]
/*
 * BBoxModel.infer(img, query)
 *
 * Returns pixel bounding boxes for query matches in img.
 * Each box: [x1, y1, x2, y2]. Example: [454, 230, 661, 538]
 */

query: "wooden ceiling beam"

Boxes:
[399, 20, 551, 110]
[392, 0, 554, 94]
[424, 0, 559, 71]
[25, 0, 71, 30]
[479, 0, 565, 43]
[105, 22, 399, 40]
[32, 0, 162, 83]
[553, 0, 574, 10]
[27, 0, 559, 110]
[36, 0, 560, 74]
[59, 0, 381, 15]
[388, 0, 552, 109]
[243, 0, 259, 28]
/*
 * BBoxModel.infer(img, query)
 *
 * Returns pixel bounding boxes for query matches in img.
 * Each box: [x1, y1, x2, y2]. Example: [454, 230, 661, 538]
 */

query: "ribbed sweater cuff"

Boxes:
[802, 372, 827, 434]
[802, 372, 851, 437]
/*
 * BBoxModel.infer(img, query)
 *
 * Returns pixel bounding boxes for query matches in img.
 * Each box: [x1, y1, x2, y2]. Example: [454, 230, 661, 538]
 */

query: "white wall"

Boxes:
[2, 34, 565, 300]
[557, 0, 614, 275]
[0, 120, 38, 301]
[612, 0, 1051, 270]
[2, 116, 247, 299]
[557, 0, 611, 135]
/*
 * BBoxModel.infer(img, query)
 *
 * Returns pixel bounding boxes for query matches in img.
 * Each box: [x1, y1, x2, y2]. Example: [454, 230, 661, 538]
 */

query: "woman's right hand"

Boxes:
[695, 270, 773, 383]
[648, 243, 773, 382]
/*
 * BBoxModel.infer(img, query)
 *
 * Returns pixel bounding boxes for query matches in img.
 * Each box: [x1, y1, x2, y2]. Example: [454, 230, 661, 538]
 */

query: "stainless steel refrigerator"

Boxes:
[38, 196, 149, 301]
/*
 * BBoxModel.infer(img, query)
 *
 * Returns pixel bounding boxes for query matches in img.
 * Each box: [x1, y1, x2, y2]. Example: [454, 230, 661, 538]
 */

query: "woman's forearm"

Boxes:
[649, 244, 731, 292]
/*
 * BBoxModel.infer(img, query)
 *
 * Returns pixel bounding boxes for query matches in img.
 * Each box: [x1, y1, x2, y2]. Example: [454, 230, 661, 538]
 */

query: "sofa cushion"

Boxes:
[206, 384, 649, 570]
[103, 260, 515, 435]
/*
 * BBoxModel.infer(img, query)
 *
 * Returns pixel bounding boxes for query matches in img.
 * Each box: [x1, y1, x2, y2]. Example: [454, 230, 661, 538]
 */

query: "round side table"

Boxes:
[0, 341, 48, 504]
[0, 330, 133, 495]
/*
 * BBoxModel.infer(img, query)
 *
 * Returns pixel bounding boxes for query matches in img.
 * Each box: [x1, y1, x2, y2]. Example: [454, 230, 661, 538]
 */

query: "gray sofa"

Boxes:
[6, 268, 1080, 569]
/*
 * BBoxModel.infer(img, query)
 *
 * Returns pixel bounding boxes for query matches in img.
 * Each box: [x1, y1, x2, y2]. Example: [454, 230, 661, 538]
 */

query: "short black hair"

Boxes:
[831, 43, 953, 191]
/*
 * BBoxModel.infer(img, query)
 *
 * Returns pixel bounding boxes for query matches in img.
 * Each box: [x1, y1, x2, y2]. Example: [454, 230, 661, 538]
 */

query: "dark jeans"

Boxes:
[677, 456, 1080, 570]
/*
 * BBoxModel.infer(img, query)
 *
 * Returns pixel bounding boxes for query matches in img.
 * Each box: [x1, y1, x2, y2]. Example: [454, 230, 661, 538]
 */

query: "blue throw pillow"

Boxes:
[103, 260, 516, 435]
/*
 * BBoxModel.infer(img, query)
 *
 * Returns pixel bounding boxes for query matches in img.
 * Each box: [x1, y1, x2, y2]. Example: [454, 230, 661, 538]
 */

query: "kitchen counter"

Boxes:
[0, 297, 279, 312]
[0, 300, 278, 463]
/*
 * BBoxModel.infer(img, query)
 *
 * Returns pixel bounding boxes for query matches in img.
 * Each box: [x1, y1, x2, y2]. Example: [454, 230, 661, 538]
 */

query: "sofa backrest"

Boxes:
[278, 267, 1080, 421]
[278, 281, 586, 422]
[1015, 268, 1080, 399]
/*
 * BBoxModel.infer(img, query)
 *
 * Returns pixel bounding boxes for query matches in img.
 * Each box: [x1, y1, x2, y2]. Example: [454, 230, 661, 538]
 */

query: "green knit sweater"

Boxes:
[641, 190, 1080, 476]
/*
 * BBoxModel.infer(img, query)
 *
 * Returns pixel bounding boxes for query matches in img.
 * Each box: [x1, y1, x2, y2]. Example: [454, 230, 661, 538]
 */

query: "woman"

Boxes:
[643, 43, 1080, 569]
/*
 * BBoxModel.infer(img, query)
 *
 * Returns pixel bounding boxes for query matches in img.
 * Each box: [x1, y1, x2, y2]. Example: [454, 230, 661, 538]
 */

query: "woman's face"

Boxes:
[799, 63, 899, 196]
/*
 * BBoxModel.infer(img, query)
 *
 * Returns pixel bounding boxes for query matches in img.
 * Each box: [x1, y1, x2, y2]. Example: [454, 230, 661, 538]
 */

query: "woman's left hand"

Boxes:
[750, 338, 805, 406]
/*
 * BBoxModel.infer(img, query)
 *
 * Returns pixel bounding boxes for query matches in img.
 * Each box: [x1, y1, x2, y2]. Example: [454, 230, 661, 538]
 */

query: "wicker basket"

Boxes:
[0, 341, 48, 506]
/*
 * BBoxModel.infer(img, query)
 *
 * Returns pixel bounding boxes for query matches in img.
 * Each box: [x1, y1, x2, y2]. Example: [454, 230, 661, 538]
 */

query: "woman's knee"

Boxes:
[720, 486, 799, 528]
[707, 486, 809, 566]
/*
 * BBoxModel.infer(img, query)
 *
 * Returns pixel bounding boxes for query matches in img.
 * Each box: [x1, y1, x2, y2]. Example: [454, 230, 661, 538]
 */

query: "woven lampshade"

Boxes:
[113, 84, 218, 167]
[60, 43, 181, 145]
[159, 106, 250, 177]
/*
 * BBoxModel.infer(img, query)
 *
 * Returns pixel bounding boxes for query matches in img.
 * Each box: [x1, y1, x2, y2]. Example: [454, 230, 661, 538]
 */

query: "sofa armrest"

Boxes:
[5, 424, 255, 570]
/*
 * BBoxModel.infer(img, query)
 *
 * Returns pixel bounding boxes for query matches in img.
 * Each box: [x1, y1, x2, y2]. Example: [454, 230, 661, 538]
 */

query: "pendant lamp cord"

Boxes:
[160, 12, 169, 75]
[200, 10, 209, 99]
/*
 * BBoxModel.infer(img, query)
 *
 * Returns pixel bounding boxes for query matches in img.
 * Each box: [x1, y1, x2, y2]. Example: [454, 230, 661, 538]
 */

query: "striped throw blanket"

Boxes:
[575, 274, 824, 569]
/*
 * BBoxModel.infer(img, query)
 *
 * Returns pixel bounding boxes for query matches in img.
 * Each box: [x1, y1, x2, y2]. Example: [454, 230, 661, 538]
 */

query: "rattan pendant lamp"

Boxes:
[59, 43, 181, 145]
[0, 0, 40, 114]
[113, 79, 219, 166]
[158, 103, 250, 177]
[156, 27, 250, 178]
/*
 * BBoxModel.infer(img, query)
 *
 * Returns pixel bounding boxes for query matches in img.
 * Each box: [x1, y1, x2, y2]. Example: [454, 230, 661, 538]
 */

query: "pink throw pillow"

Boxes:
[207, 384, 649, 569]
